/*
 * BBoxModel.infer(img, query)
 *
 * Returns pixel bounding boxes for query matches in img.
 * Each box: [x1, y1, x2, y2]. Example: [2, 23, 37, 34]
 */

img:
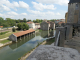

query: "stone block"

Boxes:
[55, 27, 66, 47]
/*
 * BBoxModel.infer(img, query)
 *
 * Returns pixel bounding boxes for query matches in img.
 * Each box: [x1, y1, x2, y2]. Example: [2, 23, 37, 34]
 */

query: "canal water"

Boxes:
[0, 30, 55, 60]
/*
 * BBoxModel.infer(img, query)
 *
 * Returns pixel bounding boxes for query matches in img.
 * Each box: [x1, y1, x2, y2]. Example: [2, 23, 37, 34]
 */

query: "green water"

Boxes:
[0, 30, 55, 60]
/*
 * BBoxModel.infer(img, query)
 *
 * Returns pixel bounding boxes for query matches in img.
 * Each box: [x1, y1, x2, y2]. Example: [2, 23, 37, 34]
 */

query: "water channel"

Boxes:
[0, 30, 55, 60]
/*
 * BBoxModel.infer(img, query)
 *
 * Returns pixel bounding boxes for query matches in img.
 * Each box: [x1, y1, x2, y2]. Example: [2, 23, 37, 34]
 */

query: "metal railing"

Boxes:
[55, 31, 60, 46]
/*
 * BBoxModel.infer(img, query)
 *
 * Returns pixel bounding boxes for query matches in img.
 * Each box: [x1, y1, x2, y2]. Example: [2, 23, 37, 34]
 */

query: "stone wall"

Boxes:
[65, 25, 73, 40]
[67, 3, 80, 23]
[55, 27, 66, 47]
[9, 34, 17, 42]
[40, 22, 49, 30]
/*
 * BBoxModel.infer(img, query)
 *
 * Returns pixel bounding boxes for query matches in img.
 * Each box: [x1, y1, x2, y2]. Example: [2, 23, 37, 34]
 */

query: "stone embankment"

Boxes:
[0, 37, 9, 41]
[0, 41, 12, 48]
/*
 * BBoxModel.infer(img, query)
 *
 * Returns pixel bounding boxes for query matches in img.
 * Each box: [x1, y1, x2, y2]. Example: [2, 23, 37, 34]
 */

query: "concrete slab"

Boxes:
[26, 45, 80, 60]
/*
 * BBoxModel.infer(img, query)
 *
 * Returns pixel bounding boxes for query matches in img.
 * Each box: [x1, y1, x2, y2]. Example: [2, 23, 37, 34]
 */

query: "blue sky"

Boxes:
[0, 0, 69, 20]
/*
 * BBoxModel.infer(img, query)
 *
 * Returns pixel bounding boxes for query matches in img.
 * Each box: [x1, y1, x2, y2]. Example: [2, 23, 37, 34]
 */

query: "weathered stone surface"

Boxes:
[40, 22, 49, 31]
[9, 34, 17, 42]
[26, 45, 80, 60]
[55, 27, 65, 47]
[65, 25, 73, 40]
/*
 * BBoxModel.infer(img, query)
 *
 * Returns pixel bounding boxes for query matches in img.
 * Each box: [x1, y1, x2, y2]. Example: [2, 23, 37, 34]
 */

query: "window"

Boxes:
[76, 3, 78, 9]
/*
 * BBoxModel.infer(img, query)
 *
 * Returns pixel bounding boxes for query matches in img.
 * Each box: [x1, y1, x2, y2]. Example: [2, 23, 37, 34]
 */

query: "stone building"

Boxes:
[35, 23, 40, 29]
[9, 29, 35, 42]
[40, 21, 49, 30]
[65, 12, 68, 23]
[67, 0, 80, 24]
[40, 21, 55, 30]
[26, 21, 35, 29]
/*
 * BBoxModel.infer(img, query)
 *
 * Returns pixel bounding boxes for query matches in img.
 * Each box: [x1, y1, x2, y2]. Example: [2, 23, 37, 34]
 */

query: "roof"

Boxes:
[58, 22, 65, 24]
[60, 19, 65, 20]
[27, 21, 33, 24]
[0, 26, 3, 28]
[69, 0, 80, 3]
[13, 29, 35, 37]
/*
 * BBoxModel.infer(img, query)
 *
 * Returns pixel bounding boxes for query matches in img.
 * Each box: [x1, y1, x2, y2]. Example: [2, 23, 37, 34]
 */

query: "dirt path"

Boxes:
[0, 37, 9, 41]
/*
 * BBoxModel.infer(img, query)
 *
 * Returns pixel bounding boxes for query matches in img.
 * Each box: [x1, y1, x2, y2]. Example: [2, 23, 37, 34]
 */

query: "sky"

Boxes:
[0, 0, 69, 20]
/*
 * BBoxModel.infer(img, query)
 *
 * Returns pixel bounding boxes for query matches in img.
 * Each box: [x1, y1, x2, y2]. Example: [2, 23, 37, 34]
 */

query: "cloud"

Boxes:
[32, 1, 56, 10]
[0, 0, 29, 11]
[7, 11, 18, 15]
[36, 0, 69, 6]
[19, 1, 29, 9]
[21, 13, 27, 15]
[0, 5, 10, 12]
[0, 13, 3, 17]
[56, 12, 61, 15]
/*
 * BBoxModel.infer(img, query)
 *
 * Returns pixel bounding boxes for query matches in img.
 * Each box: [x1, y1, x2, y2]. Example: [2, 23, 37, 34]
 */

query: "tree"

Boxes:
[0, 17, 4, 20]
[22, 23, 29, 30]
[23, 18, 26, 22]
[12, 27, 16, 32]
[17, 23, 29, 30]
[17, 23, 22, 30]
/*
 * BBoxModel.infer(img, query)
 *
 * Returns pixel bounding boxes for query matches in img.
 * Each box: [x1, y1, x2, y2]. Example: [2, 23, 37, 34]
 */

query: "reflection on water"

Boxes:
[0, 30, 55, 60]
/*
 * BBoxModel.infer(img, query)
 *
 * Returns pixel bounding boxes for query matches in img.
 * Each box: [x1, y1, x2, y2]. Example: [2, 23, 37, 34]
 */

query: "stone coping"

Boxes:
[26, 45, 80, 60]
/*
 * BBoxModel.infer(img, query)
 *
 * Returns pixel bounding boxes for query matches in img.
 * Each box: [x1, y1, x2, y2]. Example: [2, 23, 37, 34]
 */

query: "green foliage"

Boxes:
[22, 23, 29, 30]
[23, 18, 27, 22]
[12, 28, 16, 32]
[17, 23, 22, 30]
[17, 23, 29, 30]
[0, 17, 16, 27]
[0, 40, 11, 44]
[33, 19, 43, 23]
[0, 31, 9, 35]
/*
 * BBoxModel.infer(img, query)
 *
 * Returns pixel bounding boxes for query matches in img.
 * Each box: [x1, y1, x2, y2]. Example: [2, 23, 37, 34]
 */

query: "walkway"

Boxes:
[0, 37, 9, 41]
[64, 33, 80, 53]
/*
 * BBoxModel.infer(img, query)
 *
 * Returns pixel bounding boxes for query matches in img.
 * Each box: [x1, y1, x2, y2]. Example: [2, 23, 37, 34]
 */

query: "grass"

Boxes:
[45, 38, 55, 45]
[0, 40, 11, 44]
[0, 31, 20, 39]
[39, 29, 42, 32]
[36, 29, 42, 32]
[0, 31, 9, 35]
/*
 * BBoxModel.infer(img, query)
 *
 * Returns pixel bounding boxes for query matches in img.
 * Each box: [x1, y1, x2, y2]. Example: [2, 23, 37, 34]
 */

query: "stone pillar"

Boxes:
[55, 27, 65, 47]
[65, 25, 73, 40]
[20, 36, 21, 40]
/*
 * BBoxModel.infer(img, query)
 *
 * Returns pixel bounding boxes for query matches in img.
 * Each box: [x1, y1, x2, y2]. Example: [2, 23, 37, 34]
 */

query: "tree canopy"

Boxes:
[17, 23, 29, 30]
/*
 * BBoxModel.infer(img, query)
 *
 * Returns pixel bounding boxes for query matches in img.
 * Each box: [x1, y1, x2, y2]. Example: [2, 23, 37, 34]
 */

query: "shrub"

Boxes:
[12, 27, 16, 32]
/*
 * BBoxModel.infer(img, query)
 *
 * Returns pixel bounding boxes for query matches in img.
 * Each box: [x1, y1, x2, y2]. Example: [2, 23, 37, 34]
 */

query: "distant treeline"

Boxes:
[33, 19, 56, 23]
[0, 17, 28, 27]
[0, 17, 56, 28]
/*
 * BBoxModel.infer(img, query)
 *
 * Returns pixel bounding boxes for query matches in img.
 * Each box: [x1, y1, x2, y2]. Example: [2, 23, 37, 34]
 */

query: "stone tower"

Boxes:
[67, 0, 80, 24]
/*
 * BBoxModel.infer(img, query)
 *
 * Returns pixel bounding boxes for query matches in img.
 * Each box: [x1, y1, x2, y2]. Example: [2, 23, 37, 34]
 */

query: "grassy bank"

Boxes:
[0, 31, 20, 39]
[0, 31, 9, 35]
[36, 29, 42, 32]
[0, 40, 11, 44]
[45, 38, 55, 45]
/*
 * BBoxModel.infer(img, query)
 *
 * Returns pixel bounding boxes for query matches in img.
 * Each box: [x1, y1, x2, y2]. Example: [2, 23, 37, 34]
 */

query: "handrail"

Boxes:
[55, 31, 60, 46]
